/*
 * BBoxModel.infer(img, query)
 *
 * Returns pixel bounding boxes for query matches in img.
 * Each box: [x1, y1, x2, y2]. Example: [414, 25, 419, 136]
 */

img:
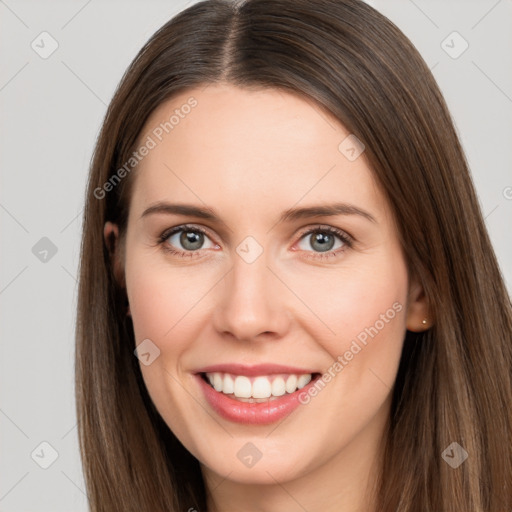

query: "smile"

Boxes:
[203, 372, 315, 401]
[194, 365, 322, 425]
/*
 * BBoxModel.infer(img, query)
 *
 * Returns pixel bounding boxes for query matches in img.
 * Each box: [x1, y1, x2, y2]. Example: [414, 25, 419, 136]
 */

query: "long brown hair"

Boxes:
[75, 0, 512, 510]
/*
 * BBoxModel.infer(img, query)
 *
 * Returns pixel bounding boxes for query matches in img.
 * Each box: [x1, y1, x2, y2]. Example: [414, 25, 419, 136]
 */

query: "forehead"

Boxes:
[130, 84, 386, 221]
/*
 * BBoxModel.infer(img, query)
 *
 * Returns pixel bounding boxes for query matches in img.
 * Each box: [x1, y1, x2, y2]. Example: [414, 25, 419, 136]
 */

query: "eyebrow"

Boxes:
[140, 201, 377, 224]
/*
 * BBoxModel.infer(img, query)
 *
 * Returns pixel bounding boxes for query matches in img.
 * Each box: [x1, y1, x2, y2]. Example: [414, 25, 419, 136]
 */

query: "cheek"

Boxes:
[285, 252, 409, 386]
[125, 253, 202, 342]
[125, 254, 201, 439]
[290, 258, 407, 336]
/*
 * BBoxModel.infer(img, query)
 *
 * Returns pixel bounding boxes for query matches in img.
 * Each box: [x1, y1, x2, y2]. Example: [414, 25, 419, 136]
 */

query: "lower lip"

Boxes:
[195, 373, 320, 425]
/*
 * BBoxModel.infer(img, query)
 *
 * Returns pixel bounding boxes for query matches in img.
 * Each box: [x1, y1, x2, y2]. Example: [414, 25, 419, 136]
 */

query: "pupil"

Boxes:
[312, 232, 334, 252]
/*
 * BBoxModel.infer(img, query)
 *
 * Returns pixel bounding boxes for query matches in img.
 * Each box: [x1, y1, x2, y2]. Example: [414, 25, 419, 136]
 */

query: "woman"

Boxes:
[75, 0, 512, 510]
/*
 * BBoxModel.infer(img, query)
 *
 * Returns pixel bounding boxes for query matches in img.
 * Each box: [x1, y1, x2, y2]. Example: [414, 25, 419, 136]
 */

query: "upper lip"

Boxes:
[194, 363, 319, 376]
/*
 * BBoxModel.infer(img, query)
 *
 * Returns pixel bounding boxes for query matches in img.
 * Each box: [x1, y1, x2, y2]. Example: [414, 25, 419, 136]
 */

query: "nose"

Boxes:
[212, 249, 292, 342]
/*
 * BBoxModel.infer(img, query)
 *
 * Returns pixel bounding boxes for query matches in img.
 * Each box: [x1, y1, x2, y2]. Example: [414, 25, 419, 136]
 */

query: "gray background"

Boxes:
[1, 0, 511, 510]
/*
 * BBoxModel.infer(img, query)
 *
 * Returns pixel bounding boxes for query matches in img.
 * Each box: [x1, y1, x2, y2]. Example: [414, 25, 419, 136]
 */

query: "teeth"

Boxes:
[223, 374, 234, 394]
[234, 376, 252, 398]
[252, 376, 272, 399]
[297, 374, 312, 389]
[285, 374, 297, 393]
[271, 377, 286, 397]
[204, 372, 314, 398]
[213, 373, 223, 392]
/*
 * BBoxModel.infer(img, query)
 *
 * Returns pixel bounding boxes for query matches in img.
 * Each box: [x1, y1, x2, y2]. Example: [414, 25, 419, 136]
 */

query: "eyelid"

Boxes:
[159, 223, 217, 243]
[294, 223, 354, 242]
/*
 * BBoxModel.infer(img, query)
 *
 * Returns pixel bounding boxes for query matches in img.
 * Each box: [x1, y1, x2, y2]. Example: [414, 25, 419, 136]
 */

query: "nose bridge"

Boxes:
[213, 242, 288, 340]
[231, 249, 270, 304]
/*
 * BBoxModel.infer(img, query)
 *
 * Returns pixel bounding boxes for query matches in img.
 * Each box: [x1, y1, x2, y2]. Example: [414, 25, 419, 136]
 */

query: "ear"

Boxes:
[405, 275, 431, 332]
[103, 221, 126, 289]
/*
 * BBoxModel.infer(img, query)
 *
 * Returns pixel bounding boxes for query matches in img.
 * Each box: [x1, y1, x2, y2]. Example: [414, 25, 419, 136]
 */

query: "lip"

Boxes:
[193, 363, 319, 376]
[194, 371, 322, 425]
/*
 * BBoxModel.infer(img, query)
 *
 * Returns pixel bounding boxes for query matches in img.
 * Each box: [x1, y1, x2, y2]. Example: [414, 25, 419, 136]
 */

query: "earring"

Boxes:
[422, 319, 427, 325]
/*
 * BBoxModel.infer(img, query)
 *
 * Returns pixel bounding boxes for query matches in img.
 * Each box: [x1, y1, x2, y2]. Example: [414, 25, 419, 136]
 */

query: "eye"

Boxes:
[158, 225, 217, 258]
[158, 223, 353, 261]
[295, 225, 353, 260]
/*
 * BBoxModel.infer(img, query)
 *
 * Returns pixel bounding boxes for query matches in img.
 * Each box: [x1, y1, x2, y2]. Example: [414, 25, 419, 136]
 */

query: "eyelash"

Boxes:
[157, 224, 353, 261]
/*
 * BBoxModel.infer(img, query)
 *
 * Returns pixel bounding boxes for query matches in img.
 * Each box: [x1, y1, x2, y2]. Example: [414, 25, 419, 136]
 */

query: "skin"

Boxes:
[104, 84, 429, 512]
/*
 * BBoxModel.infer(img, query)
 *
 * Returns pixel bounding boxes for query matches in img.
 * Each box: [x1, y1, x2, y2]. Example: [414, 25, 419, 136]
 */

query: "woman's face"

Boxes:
[107, 84, 427, 487]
